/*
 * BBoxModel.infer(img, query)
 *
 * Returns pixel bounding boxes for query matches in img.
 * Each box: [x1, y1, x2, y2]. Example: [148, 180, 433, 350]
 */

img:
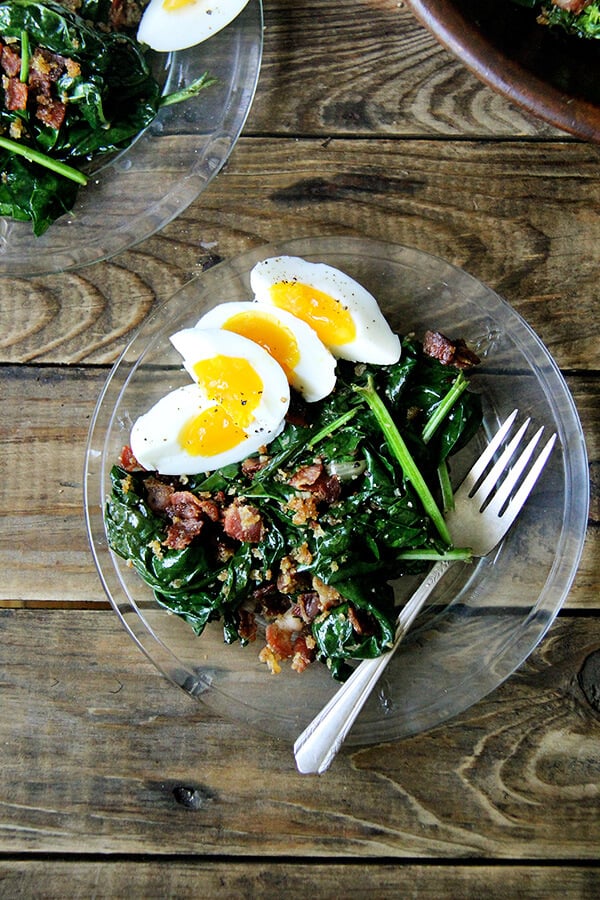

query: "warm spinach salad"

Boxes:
[106, 333, 483, 681]
[511, 0, 600, 39]
[0, 0, 212, 235]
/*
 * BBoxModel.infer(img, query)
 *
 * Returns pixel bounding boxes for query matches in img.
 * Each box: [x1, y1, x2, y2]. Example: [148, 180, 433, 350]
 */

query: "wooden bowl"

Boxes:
[406, 0, 600, 142]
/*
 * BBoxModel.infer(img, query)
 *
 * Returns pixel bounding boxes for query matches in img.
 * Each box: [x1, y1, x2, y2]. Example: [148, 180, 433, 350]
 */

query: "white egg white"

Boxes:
[250, 255, 402, 366]
[138, 0, 250, 52]
[130, 383, 286, 475]
[194, 301, 337, 403]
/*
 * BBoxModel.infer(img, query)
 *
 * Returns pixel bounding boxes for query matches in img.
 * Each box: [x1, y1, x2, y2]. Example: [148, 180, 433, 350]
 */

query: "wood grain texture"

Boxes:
[0, 861, 599, 898]
[1, 609, 599, 856]
[1, 139, 600, 369]
[253, 0, 562, 139]
[0, 366, 596, 607]
[0, 0, 598, 880]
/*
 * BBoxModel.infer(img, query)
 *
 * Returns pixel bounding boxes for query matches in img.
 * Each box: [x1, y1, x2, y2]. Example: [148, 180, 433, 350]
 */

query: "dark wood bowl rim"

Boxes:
[406, 0, 600, 142]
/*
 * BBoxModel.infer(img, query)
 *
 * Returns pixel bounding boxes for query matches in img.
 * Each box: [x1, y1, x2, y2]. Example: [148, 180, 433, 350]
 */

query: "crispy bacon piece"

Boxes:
[1, 45, 21, 78]
[241, 456, 269, 479]
[291, 634, 317, 673]
[263, 622, 295, 660]
[144, 476, 175, 514]
[237, 608, 257, 643]
[288, 459, 341, 504]
[288, 462, 322, 490]
[347, 604, 376, 637]
[4, 77, 27, 111]
[222, 501, 265, 543]
[118, 445, 143, 472]
[422, 330, 480, 370]
[159, 490, 222, 550]
[292, 591, 322, 623]
[251, 583, 289, 618]
[35, 95, 66, 129]
[312, 576, 342, 612]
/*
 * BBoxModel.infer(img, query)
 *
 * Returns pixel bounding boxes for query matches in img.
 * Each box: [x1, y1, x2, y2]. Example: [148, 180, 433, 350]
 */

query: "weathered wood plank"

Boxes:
[1, 609, 599, 856]
[1, 139, 598, 369]
[0, 861, 598, 898]
[253, 0, 562, 139]
[0, 366, 597, 607]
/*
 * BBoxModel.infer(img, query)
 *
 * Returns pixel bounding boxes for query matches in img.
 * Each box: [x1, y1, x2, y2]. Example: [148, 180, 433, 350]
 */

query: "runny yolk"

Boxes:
[267, 281, 356, 347]
[178, 355, 264, 457]
[178, 405, 247, 457]
[221, 311, 300, 379]
[162, 0, 194, 10]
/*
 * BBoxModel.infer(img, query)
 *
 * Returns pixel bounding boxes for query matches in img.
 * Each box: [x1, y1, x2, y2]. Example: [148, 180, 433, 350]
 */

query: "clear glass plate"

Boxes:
[84, 236, 589, 745]
[0, 1, 263, 277]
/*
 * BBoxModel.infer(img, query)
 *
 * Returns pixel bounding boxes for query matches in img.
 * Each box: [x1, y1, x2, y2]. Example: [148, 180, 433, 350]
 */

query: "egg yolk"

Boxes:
[178, 404, 247, 457]
[192, 354, 263, 428]
[178, 355, 264, 457]
[268, 281, 356, 347]
[162, 0, 194, 10]
[221, 311, 300, 379]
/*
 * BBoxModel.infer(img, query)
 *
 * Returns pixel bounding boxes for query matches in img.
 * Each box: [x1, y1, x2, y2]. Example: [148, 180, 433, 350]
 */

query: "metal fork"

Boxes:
[294, 410, 557, 774]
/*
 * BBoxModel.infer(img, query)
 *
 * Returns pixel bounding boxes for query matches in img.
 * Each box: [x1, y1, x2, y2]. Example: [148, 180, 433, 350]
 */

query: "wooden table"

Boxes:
[2, 1, 599, 895]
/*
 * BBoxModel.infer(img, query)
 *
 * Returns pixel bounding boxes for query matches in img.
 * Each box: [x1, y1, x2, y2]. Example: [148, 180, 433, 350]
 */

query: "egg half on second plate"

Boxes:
[138, 0, 251, 52]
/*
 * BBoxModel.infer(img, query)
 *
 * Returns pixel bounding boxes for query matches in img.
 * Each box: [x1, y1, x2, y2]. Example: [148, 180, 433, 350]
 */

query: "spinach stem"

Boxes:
[159, 72, 217, 108]
[422, 371, 467, 444]
[307, 408, 358, 449]
[437, 459, 454, 512]
[397, 547, 473, 562]
[397, 547, 472, 561]
[355, 376, 452, 545]
[0, 136, 88, 185]
[20, 30, 30, 83]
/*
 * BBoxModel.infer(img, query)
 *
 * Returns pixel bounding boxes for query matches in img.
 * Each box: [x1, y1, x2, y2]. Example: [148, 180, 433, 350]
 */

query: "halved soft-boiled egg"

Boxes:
[250, 256, 401, 366]
[194, 301, 337, 403]
[130, 329, 289, 475]
[138, 0, 250, 53]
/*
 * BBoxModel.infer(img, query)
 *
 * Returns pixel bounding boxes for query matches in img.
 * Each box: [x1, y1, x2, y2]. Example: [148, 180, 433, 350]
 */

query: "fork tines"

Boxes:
[466, 409, 557, 522]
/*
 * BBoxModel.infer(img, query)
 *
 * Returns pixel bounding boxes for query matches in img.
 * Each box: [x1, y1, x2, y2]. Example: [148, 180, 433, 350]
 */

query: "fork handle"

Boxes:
[294, 559, 454, 775]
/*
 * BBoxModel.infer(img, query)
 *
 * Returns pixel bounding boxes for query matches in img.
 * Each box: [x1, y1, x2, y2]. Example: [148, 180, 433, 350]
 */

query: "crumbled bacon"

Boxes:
[118, 445, 143, 472]
[422, 330, 480, 369]
[264, 621, 295, 661]
[1, 42, 78, 136]
[292, 591, 322, 623]
[237, 608, 257, 643]
[347, 604, 376, 637]
[288, 462, 323, 490]
[288, 459, 341, 504]
[250, 583, 289, 618]
[160, 490, 223, 550]
[1, 45, 21, 78]
[312, 576, 342, 612]
[222, 501, 265, 543]
[35, 95, 66, 129]
[144, 476, 175, 514]
[291, 634, 317, 673]
[241, 456, 269, 479]
[4, 77, 27, 111]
